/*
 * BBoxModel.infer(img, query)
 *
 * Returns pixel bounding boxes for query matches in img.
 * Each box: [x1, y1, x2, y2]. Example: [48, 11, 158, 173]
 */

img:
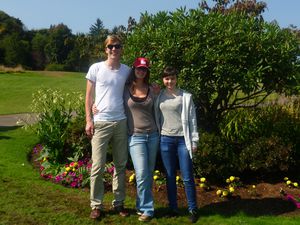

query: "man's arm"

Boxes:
[85, 80, 95, 138]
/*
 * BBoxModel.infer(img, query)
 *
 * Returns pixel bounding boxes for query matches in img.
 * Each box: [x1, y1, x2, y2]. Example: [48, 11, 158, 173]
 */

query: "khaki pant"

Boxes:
[90, 119, 128, 209]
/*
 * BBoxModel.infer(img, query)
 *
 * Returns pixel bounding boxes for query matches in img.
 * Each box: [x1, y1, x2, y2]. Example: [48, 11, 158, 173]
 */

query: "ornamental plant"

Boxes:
[216, 189, 231, 198]
[226, 176, 242, 188]
[128, 173, 136, 184]
[153, 170, 166, 188]
[248, 184, 259, 197]
[26, 88, 88, 164]
[54, 158, 92, 188]
[198, 177, 211, 191]
[284, 177, 299, 189]
[216, 175, 242, 198]
[33, 144, 114, 188]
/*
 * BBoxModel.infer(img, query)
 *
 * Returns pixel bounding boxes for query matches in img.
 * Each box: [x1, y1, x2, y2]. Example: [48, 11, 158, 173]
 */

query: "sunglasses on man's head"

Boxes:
[106, 44, 122, 50]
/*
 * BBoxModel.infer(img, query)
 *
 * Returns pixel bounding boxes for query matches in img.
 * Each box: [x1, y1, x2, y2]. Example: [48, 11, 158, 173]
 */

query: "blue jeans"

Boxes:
[129, 132, 159, 217]
[160, 135, 197, 212]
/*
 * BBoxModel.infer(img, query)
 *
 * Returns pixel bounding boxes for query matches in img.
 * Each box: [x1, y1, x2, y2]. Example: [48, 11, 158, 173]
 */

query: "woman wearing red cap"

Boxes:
[124, 57, 159, 222]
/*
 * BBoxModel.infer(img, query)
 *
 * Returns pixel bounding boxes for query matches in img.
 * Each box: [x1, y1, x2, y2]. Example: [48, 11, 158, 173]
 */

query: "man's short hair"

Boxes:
[104, 35, 122, 47]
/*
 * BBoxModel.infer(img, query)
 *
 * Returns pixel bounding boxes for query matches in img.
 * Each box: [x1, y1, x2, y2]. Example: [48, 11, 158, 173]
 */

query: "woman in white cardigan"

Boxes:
[155, 66, 199, 223]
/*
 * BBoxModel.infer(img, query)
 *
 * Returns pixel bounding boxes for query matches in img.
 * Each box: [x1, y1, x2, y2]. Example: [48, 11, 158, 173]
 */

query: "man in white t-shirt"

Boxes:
[85, 35, 131, 220]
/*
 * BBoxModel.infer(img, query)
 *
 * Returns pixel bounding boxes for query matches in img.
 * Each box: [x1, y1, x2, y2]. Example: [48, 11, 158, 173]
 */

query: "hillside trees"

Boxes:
[123, 1, 300, 132]
[31, 30, 48, 70]
[44, 24, 74, 67]
[0, 13, 128, 71]
[0, 11, 31, 67]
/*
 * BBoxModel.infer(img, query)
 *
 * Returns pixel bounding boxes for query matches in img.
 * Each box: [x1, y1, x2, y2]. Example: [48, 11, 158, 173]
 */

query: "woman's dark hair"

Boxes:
[162, 66, 178, 78]
[127, 67, 150, 92]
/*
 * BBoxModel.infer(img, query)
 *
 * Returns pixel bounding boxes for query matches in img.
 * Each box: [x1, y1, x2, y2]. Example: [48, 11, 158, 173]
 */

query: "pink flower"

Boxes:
[70, 181, 78, 188]
[78, 160, 84, 167]
[55, 175, 63, 182]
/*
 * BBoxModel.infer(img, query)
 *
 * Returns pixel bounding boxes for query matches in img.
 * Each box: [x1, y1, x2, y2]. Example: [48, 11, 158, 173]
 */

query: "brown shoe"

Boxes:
[90, 208, 101, 219]
[113, 205, 129, 217]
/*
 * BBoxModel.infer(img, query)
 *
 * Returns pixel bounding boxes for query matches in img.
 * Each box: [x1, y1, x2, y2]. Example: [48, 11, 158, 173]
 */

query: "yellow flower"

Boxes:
[286, 180, 292, 185]
[293, 182, 298, 187]
[129, 174, 135, 183]
[216, 190, 222, 196]
[154, 170, 160, 175]
[200, 177, 206, 183]
[226, 178, 230, 184]
[176, 176, 180, 181]
[43, 157, 47, 162]
[199, 183, 206, 188]
[229, 176, 235, 182]
[222, 190, 229, 197]
[252, 185, 256, 189]
[65, 167, 71, 172]
[284, 177, 289, 181]
[72, 168, 76, 172]
[229, 187, 235, 193]
[153, 175, 159, 180]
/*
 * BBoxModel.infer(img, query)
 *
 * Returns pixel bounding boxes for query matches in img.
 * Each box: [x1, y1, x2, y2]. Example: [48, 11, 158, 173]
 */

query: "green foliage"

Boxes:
[28, 88, 86, 163]
[193, 131, 238, 182]
[45, 63, 67, 71]
[124, 7, 300, 132]
[44, 24, 74, 65]
[239, 136, 294, 173]
[31, 31, 48, 70]
[1, 33, 30, 67]
[193, 97, 300, 180]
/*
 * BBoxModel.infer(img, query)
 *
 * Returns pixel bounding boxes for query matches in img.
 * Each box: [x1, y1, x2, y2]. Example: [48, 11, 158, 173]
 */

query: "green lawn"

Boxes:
[1, 127, 300, 224]
[0, 71, 86, 115]
[1, 71, 300, 224]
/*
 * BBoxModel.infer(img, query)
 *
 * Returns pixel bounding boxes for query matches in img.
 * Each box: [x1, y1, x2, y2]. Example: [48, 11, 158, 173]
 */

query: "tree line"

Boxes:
[0, 10, 136, 71]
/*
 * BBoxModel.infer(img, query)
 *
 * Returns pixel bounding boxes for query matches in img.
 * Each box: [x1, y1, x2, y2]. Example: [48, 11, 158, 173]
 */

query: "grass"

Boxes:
[1, 127, 300, 225]
[0, 71, 86, 115]
[1, 70, 300, 224]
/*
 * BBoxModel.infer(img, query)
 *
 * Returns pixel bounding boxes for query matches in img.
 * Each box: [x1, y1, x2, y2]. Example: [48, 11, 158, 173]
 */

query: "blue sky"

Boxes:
[1, 0, 299, 34]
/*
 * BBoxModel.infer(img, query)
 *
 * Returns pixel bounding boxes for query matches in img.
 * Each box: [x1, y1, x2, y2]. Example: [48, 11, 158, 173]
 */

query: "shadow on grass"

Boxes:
[200, 197, 297, 217]
[0, 126, 21, 139]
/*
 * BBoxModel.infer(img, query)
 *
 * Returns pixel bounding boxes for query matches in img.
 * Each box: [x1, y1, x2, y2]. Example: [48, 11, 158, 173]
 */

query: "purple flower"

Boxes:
[70, 181, 78, 188]
[55, 175, 63, 182]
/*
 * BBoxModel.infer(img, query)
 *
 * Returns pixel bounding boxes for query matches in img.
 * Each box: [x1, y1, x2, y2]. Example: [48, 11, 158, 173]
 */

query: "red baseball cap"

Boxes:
[133, 57, 150, 69]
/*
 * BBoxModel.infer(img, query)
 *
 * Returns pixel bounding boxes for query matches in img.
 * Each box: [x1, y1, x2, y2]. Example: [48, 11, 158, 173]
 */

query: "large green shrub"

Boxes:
[193, 132, 238, 182]
[194, 97, 300, 180]
[124, 6, 300, 132]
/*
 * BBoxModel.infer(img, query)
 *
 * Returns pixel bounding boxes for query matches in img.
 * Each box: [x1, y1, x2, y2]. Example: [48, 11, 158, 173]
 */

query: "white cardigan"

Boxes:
[155, 89, 199, 159]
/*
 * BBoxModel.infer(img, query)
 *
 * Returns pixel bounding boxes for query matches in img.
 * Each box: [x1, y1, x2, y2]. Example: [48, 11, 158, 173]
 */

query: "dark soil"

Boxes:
[30, 147, 300, 217]
[126, 175, 300, 217]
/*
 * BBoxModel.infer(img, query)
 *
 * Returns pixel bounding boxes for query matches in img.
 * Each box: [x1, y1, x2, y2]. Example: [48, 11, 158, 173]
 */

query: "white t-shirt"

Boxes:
[86, 61, 130, 121]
